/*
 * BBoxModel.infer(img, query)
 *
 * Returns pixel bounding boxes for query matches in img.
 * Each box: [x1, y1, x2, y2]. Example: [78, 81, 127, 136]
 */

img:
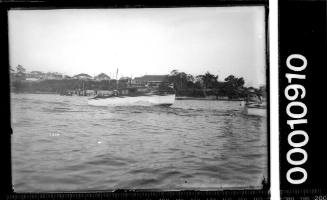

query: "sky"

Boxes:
[9, 7, 266, 87]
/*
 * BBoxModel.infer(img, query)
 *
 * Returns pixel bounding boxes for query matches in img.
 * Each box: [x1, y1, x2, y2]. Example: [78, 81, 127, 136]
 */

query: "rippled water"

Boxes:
[11, 93, 268, 192]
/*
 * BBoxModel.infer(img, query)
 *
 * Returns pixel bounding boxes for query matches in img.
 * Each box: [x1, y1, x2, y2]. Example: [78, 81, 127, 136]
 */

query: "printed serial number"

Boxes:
[285, 54, 308, 184]
[315, 196, 327, 200]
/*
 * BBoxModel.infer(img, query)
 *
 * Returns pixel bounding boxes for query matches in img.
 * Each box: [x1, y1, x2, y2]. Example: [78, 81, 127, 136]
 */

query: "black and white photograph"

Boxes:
[9, 6, 268, 192]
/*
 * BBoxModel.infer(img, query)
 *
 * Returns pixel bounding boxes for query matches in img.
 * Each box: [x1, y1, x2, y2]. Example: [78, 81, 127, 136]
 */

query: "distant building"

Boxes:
[28, 71, 45, 79]
[26, 78, 40, 82]
[44, 72, 63, 80]
[132, 75, 168, 87]
[119, 76, 132, 81]
[96, 90, 113, 96]
[10, 68, 16, 80]
[119, 77, 132, 85]
[94, 73, 110, 81]
[63, 75, 72, 79]
[24, 71, 63, 80]
[10, 67, 15, 73]
[30, 71, 43, 75]
[12, 71, 26, 81]
[72, 73, 93, 80]
[10, 65, 27, 81]
[16, 65, 26, 73]
[85, 90, 96, 96]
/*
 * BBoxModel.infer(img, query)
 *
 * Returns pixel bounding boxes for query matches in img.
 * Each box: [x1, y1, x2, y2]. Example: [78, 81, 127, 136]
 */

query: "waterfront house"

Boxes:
[95, 90, 113, 96]
[10, 67, 15, 73]
[85, 90, 95, 96]
[120, 77, 132, 81]
[10, 68, 16, 80]
[29, 71, 45, 79]
[132, 75, 168, 87]
[12, 71, 26, 81]
[25, 77, 40, 82]
[94, 73, 110, 81]
[119, 77, 132, 86]
[63, 75, 72, 79]
[72, 73, 93, 80]
[47, 72, 63, 80]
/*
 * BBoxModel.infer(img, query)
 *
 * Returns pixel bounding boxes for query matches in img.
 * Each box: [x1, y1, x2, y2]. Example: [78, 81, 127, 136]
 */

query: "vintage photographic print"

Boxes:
[8, 6, 268, 192]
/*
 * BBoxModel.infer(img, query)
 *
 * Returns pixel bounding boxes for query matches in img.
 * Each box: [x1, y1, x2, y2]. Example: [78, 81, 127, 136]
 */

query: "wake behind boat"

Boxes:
[243, 102, 267, 117]
[88, 86, 175, 107]
[88, 90, 175, 106]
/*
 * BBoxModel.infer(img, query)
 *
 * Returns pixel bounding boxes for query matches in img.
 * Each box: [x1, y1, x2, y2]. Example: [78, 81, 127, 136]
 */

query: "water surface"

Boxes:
[11, 93, 268, 192]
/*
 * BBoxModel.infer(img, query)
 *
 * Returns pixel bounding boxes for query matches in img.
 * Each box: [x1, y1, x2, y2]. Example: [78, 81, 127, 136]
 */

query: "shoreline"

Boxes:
[10, 92, 243, 101]
[11, 91, 57, 95]
[175, 96, 244, 101]
[11, 92, 245, 101]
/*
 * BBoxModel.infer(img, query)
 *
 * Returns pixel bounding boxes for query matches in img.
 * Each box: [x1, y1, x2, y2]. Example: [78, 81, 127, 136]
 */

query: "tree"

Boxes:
[196, 72, 218, 89]
[170, 69, 179, 76]
[223, 75, 245, 99]
[16, 65, 26, 73]
[224, 75, 245, 88]
[167, 70, 195, 91]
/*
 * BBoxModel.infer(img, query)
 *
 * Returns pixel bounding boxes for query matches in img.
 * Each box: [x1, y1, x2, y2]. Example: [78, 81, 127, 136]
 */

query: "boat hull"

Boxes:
[241, 101, 266, 117]
[243, 105, 267, 117]
[88, 94, 175, 106]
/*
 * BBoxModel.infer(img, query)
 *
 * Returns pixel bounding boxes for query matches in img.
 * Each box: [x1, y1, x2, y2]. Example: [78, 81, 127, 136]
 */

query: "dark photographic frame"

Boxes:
[278, 0, 327, 198]
[1, 0, 270, 199]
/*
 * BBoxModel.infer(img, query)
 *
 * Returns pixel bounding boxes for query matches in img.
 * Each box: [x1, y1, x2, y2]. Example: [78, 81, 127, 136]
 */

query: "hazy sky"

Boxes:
[9, 7, 266, 87]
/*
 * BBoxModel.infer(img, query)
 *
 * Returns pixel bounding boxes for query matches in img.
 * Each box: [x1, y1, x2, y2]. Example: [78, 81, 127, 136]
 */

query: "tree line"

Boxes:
[163, 70, 265, 99]
[11, 79, 124, 94]
[11, 69, 266, 99]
